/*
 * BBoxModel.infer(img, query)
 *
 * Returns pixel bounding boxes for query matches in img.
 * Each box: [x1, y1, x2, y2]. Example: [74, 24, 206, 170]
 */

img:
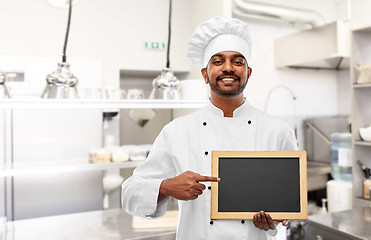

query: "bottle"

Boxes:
[331, 133, 352, 182]
[364, 169, 371, 199]
[318, 198, 327, 214]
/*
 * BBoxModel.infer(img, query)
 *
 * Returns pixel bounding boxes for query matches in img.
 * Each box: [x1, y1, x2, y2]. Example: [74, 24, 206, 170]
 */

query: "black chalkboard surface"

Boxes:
[211, 151, 307, 220]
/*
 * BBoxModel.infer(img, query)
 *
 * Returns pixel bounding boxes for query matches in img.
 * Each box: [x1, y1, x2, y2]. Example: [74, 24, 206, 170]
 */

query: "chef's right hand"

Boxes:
[158, 171, 220, 202]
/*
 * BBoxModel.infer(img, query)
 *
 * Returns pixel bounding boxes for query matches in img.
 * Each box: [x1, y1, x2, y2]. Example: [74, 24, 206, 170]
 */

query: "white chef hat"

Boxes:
[187, 16, 252, 69]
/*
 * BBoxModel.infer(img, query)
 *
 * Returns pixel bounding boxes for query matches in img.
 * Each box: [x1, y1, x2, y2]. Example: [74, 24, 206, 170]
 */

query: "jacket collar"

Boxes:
[205, 98, 254, 119]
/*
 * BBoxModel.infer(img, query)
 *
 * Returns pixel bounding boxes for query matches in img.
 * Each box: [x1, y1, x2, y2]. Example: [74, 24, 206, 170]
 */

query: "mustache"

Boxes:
[216, 73, 240, 81]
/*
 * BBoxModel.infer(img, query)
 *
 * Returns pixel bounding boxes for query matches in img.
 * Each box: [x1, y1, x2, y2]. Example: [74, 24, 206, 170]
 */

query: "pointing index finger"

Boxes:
[196, 176, 220, 182]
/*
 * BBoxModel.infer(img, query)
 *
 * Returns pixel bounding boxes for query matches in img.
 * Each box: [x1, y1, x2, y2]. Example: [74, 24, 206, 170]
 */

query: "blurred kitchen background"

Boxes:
[1, 0, 371, 239]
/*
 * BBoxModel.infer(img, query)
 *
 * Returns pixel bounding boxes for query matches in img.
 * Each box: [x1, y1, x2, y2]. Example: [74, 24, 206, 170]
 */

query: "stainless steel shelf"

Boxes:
[354, 140, 371, 147]
[354, 197, 371, 208]
[0, 99, 208, 110]
[0, 159, 143, 177]
[353, 83, 371, 88]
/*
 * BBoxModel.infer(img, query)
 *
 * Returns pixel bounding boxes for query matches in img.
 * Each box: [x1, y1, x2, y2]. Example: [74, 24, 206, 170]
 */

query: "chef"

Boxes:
[121, 16, 297, 240]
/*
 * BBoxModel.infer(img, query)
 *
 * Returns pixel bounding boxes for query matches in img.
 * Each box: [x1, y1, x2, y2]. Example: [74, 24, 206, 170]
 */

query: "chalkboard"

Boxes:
[211, 151, 307, 220]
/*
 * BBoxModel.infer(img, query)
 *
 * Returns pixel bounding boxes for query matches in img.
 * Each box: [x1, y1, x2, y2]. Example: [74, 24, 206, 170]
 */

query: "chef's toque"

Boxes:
[187, 16, 252, 69]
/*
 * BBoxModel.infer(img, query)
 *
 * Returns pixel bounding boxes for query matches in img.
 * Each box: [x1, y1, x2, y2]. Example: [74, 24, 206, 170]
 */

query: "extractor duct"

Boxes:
[233, 0, 326, 28]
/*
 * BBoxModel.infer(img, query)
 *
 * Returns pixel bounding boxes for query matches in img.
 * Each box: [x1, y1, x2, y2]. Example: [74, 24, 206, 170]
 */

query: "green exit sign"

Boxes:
[145, 41, 166, 50]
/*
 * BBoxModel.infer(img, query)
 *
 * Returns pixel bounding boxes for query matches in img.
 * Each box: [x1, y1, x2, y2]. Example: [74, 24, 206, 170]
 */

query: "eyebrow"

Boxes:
[211, 53, 223, 58]
[233, 54, 245, 59]
[210, 53, 246, 59]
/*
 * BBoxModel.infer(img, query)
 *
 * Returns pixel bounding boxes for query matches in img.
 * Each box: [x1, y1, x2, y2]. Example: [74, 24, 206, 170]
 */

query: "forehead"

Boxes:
[210, 51, 246, 59]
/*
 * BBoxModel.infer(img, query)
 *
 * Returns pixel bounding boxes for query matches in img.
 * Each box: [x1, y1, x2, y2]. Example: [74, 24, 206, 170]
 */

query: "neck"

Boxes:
[210, 94, 245, 117]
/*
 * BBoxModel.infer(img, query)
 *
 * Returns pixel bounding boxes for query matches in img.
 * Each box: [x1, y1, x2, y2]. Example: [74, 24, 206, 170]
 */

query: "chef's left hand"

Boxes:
[253, 210, 287, 231]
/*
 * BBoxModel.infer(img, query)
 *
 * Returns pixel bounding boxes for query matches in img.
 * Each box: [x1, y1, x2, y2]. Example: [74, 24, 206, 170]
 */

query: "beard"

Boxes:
[207, 73, 248, 97]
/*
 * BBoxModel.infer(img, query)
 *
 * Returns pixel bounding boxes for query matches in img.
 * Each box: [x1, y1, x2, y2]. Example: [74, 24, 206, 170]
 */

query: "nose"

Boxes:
[221, 59, 234, 72]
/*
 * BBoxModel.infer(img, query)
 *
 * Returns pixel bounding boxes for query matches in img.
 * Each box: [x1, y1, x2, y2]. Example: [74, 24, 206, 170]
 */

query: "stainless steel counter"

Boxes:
[5, 209, 176, 240]
[306, 206, 371, 240]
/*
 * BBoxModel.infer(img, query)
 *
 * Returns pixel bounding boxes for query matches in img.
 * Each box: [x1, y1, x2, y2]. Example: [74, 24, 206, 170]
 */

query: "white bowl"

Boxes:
[359, 128, 371, 141]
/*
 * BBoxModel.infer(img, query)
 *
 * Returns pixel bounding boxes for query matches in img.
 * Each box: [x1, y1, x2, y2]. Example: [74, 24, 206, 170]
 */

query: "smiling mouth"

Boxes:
[220, 78, 237, 82]
[217, 76, 240, 85]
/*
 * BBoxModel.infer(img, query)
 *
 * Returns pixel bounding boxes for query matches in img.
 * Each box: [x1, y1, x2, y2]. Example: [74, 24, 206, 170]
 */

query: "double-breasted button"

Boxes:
[203, 122, 207, 126]
[204, 151, 208, 155]
[210, 220, 214, 225]
[248, 120, 251, 124]
[208, 186, 211, 190]
[241, 220, 245, 224]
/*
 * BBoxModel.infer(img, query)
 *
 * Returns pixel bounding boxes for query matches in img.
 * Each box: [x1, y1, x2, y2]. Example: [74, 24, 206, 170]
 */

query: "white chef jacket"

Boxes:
[122, 99, 298, 240]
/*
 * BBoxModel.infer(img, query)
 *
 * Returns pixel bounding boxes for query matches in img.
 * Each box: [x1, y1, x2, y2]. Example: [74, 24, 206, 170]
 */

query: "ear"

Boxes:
[247, 67, 252, 78]
[201, 68, 208, 84]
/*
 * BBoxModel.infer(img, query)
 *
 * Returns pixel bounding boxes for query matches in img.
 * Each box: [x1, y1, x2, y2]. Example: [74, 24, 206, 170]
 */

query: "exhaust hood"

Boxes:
[274, 20, 350, 70]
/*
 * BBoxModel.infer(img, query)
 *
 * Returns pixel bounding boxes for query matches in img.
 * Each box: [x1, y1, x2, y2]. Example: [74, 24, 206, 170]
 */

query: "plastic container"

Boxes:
[331, 132, 352, 182]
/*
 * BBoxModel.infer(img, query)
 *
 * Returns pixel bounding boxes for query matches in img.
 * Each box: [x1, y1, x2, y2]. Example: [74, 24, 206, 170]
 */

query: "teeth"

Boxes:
[221, 78, 235, 81]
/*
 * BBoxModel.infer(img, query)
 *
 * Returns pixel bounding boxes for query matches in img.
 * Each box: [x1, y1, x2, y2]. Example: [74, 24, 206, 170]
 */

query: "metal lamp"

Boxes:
[41, 0, 79, 99]
[149, 0, 180, 100]
[41, 62, 78, 98]
[150, 67, 180, 100]
[0, 71, 11, 99]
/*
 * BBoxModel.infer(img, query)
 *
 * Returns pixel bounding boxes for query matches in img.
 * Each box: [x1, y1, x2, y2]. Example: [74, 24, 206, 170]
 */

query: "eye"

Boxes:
[233, 60, 245, 65]
[212, 60, 223, 65]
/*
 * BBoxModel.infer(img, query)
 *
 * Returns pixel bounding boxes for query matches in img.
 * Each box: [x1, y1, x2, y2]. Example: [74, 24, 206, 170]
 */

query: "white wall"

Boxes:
[351, 0, 371, 26]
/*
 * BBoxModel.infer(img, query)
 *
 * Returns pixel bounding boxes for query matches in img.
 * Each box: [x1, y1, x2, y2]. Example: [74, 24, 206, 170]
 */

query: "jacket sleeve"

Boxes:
[121, 124, 176, 218]
[266, 222, 286, 238]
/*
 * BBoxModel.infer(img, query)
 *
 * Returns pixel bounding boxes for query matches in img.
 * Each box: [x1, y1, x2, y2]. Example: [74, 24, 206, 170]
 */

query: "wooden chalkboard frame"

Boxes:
[211, 151, 307, 220]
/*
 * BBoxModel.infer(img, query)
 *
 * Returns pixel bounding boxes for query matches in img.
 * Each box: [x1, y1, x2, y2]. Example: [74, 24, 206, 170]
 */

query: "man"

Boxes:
[122, 16, 297, 239]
